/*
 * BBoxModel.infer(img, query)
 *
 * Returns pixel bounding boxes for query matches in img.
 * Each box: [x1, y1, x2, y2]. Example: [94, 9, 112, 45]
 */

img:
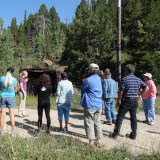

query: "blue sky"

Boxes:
[0, 0, 83, 28]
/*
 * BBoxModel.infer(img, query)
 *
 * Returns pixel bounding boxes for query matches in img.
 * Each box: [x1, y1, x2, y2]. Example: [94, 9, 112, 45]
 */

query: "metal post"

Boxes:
[117, 0, 121, 82]
[88, 0, 89, 9]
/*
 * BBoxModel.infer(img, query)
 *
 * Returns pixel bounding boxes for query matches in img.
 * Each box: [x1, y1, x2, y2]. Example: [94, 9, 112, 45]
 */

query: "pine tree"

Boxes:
[0, 28, 15, 66]
[10, 18, 18, 39]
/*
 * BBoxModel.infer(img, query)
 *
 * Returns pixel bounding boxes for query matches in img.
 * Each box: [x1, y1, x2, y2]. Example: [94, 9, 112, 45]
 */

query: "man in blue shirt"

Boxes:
[81, 63, 103, 147]
[109, 64, 148, 140]
[103, 71, 118, 125]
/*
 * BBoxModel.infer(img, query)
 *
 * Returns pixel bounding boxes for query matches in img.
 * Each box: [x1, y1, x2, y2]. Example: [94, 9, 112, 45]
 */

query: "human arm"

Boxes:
[81, 79, 89, 95]
[116, 90, 123, 107]
[138, 86, 149, 97]
[71, 83, 74, 95]
[138, 80, 149, 97]
[56, 82, 60, 96]
[20, 82, 26, 96]
[25, 78, 29, 82]
[14, 83, 18, 93]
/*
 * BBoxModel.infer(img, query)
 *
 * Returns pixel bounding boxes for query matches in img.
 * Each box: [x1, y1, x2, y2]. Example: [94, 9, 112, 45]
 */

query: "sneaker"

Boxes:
[112, 120, 116, 124]
[148, 121, 155, 125]
[11, 128, 16, 136]
[0, 128, 4, 135]
[64, 126, 68, 132]
[88, 140, 96, 148]
[109, 133, 118, 139]
[18, 114, 24, 118]
[142, 120, 149, 124]
[34, 129, 40, 134]
[104, 121, 112, 125]
[59, 127, 63, 132]
[95, 138, 102, 147]
[23, 114, 29, 117]
[126, 133, 136, 140]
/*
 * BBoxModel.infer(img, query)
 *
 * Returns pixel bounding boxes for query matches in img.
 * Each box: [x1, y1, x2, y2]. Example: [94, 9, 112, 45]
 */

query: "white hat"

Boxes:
[143, 73, 152, 79]
[88, 63, 99, 71]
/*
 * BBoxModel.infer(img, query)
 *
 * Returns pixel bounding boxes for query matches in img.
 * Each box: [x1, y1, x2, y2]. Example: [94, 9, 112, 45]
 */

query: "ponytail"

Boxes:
[4, 72, 13, 88]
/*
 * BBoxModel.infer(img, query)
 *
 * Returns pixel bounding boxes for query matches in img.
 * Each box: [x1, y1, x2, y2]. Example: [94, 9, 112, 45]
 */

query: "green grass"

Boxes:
[16, 95, 160, 114]
[11, 95, 160, 159]
[15, 95, 82, 110]
[1, 133, 160, 160]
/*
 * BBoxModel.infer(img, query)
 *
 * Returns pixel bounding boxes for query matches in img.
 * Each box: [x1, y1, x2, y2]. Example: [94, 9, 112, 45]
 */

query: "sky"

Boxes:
[0, 0, 83, 28]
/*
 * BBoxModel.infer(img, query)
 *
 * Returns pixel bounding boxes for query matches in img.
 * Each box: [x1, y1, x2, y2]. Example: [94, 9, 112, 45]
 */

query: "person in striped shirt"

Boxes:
[109, 64, 148, 140]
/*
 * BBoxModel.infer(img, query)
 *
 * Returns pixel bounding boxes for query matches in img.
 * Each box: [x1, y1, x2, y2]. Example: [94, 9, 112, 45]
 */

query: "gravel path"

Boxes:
[3, 109, 160, 155]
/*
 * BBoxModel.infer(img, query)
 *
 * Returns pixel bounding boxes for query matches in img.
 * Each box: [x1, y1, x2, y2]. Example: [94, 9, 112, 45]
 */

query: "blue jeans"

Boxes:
[104, 98, 116, 122]
[0, 97, 16, 108]
[57, 103, 70, 121]
[143, 97, 155, 122]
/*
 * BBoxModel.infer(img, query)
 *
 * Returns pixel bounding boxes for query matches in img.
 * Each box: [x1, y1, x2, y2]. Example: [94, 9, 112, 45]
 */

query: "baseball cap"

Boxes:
[143, 73, 152, 79]
[104, 72, 111, 75]
[87, 63, 99, 71]
[7, 67, 14, 74]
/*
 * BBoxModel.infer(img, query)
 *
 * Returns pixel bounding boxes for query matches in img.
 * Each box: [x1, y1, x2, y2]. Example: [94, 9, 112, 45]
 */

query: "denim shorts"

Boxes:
[0, 97, 16, 108]
[57, 103, 70, 121]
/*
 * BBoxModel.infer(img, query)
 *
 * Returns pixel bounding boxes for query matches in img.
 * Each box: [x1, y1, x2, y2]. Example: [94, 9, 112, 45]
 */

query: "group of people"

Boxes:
[34, 72, 74, 133]
[0, 68, 29, 135]
[0, 64, 157, 148]
[80, 63, 157, 147]
[0, 67, 74, 135]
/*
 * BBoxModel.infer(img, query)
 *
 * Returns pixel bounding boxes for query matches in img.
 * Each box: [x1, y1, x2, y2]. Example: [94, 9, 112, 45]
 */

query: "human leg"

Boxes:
[147, 98, 155, 123]
[104, 98, 112, 122]
[0, 108, 7, 129]
[6, 97, 16, 134]
[129, 100, 138, 138]
[84, 108, 96, 145]
[44, 104, 51, 130]
[110, 98, 116, 121]
[63, 104, 70, 127]
[18, 91, 23, 116]
[57, 104, 64, 131]
[113, 100, 130, 136]
[94, 109, 103, 142]
[9, 108, 15, 129]
[142, 99, 148, 121]
[38, 104, 43, 129]
[22, 93, 27, 116]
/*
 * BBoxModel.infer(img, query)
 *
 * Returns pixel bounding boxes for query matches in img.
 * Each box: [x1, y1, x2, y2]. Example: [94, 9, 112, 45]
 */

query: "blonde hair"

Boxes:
[20, 71, 28, 77]
[4, 72, 13, 88]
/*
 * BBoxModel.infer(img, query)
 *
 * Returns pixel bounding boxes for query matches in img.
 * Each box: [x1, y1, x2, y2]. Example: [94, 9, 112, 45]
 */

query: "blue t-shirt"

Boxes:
[0, 76, 17, 97]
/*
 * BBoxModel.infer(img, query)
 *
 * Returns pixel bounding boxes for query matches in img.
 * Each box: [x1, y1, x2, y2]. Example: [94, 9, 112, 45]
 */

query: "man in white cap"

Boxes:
[80, 63, 103, 147]
[142, 73, 157, 125]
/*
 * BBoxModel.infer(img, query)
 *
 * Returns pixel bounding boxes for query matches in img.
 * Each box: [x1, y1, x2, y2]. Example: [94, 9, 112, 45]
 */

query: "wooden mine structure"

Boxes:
[21, 67, 61, 95]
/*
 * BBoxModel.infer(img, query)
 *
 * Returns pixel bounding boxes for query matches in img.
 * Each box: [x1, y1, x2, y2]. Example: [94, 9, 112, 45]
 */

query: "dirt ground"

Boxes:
[3, 109, 160, 155]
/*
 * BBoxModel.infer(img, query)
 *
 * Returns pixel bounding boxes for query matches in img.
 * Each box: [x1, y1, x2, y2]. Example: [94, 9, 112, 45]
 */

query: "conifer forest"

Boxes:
[0, 0, 160, 85]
